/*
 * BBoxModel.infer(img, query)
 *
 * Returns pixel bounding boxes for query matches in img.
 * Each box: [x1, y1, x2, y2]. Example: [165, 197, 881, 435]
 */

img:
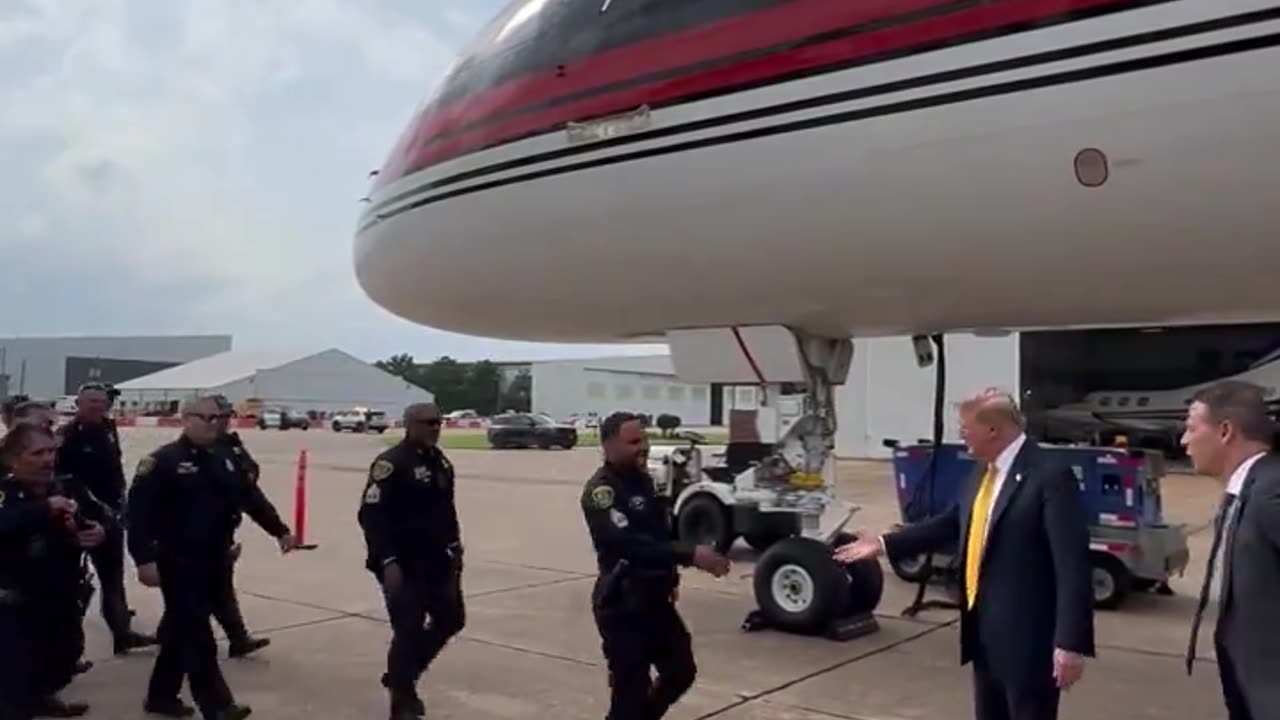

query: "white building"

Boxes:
[833, 334, 1018, 459]
[528, 324, 1280, 458]
[116, 348, 434, 416]
[532, 354, 713, 426]
[529, 334, 1018, 457]
[0, 335, 231, 400]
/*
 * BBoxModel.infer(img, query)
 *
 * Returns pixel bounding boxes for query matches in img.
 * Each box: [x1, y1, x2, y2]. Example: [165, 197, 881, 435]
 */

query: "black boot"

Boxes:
[389, 693, 423, 720]
[114, 630, 159, 655]
[142, 698, 195, 718]
[212, 704, 252, 720]
[383, 677, 425, 718]
[228, 637, 270, 658]
[31, 696, 88, 718]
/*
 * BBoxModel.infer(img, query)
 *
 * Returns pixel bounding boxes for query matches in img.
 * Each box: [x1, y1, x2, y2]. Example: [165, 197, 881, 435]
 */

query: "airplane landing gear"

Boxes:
[665, 326, 883, 640]
[743, 530, 883, 641]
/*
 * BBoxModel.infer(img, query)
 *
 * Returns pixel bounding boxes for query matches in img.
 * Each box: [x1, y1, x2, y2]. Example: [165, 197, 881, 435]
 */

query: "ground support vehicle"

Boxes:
[652, 327, 885, 640]
[887, 440, 1191, 610]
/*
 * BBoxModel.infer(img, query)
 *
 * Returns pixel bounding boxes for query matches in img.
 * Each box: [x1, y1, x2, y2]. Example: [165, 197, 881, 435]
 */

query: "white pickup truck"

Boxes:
[331, 409, 389, 433]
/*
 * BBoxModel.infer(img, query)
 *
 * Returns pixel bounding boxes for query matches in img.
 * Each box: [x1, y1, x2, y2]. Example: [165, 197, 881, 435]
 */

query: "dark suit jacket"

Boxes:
[1217, 452, 1280, 717]
[883, 439, 1095, 689]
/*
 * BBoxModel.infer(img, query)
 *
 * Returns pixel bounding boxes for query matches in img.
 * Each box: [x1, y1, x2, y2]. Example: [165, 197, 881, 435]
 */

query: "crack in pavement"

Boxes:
[1096, 640, 1219, 665]
[466, 574, 593, 599]
[476, 558, 594, 578]
[83, 613, 355, 667]
[689, 619, 959, 720]
[744, 702, 874, 720]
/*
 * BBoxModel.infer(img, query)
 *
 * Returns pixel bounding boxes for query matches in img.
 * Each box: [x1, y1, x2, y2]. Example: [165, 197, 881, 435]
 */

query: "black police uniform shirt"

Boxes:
[358, 440, 461, 579]
[0, 474, 109, 607]
[219, 432, 260, 485]
[126, 436, 282, 567]
[56, 418, 127, 509]
[580, 461, 695, 602]
[216, 431, 286, 537]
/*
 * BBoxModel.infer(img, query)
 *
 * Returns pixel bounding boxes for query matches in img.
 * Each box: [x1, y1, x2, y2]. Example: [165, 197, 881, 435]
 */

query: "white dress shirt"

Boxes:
[980, 433, 1028, 543]
[1211, 451, 1266, 599]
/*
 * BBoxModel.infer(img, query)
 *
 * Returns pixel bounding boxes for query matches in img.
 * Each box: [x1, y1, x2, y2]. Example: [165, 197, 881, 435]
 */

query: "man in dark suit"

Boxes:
[835, 389, 1094, 720]
[1182, 380, 1280, 720]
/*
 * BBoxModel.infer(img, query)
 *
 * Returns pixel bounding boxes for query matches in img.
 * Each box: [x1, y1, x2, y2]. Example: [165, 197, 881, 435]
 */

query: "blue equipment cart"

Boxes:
[886, 440, 1191, 609]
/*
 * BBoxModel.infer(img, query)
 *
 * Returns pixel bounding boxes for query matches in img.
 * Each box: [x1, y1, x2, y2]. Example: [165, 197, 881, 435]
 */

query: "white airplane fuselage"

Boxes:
[355, 0, 1280, 345]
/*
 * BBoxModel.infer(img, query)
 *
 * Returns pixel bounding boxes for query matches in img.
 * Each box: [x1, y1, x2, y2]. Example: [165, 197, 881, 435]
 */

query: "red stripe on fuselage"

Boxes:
[378, 0, 1142, 187]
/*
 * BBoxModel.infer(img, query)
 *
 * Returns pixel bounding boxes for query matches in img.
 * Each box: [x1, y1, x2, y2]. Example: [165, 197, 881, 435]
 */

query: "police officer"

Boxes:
[0, 422, 109, 719]
[581, 411, 731, 720]
[207, 395, 293, 658]
[11, 401, 55, 433]
[358, 402, 464, 720]
[126, 396, 281, 720]
[56, 382, 158, 655]
[1, 394, 30, 429]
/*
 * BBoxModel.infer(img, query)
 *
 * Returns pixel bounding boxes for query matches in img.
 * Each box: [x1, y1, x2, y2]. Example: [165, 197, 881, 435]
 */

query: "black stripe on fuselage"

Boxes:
[432, 0, 800, 110]
[424, 0, 997, 148]
[360, 16, 1280, 233]
[367, 5, 1276, 223]
[390, 0, 1183, 207]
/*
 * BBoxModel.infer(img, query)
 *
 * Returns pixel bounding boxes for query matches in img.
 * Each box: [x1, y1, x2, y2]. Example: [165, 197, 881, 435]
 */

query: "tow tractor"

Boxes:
[653, 326, 887, 639]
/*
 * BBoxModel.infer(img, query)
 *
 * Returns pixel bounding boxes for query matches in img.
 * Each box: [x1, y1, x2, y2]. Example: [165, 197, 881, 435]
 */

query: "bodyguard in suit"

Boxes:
[834, 389, 1094, 720]
[1181, 380, 1280, 720]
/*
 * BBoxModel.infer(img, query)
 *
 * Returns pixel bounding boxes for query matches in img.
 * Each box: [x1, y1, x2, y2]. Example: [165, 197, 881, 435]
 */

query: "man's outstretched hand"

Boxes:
[692, 545, 730, 577]
[833, 534, 883, 564]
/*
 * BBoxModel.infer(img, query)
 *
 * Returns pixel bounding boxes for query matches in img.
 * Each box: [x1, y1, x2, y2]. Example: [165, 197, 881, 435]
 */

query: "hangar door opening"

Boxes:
[1019, 323, 1280, 456]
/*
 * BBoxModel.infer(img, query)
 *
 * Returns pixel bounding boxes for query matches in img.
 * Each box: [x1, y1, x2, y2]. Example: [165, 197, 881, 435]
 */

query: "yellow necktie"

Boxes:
[964, 463, 998, 610]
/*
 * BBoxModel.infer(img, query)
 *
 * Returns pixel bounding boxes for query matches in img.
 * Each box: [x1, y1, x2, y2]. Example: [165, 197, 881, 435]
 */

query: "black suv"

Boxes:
[487, 413, 578, 450]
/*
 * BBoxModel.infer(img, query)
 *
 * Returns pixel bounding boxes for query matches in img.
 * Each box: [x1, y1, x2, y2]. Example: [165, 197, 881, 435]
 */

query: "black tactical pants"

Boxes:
[210, 546, 250, 646]
[594, 601, 697, 720]
[381, 573, 466, 704]
[146, 562, 236, 720]
[88, 525, 133, 643]
[0, 601, 83, 719]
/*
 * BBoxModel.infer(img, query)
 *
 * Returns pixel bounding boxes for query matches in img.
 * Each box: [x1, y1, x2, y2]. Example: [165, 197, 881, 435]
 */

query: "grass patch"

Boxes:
[384, 428, 728, 450]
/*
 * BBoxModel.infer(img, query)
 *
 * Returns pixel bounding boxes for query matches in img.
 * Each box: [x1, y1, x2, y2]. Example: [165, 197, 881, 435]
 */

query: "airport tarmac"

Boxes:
[69, 426, 1231, 719]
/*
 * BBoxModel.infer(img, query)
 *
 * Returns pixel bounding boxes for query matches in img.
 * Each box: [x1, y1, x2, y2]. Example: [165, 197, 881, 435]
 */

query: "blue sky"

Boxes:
[0, 0, 664, 364]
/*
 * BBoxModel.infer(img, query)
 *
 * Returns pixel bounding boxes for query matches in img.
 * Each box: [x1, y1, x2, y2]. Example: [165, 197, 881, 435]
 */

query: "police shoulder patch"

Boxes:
[590, 485, 615, 509]
[135, 455, 156, 477]
[371, 458, 395, 483]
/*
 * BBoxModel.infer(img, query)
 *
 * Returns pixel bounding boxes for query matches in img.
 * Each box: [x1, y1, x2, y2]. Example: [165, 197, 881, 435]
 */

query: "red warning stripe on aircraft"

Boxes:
[380, 0, 1144, 184]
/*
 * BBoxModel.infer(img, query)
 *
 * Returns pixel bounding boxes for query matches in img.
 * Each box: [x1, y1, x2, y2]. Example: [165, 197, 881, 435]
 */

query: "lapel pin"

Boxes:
[1015, 473, 1023, 483]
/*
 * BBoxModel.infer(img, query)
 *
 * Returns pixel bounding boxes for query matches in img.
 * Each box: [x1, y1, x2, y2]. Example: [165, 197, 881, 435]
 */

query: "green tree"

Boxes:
[500, 370, 532, 413]
[465, 360, 502, 416]
[418, 356, 470, 411]
[375, 353, 417, 379]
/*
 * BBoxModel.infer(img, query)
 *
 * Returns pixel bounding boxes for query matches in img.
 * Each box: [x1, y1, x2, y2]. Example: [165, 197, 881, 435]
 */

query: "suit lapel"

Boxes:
[1221, 455, 1269, 602]
[985, 441, 1033, 545]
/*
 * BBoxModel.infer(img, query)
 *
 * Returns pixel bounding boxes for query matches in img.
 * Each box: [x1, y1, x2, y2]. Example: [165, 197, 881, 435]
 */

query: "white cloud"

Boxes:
[0, 0, 667, 362]
[1, 0, 456, 287]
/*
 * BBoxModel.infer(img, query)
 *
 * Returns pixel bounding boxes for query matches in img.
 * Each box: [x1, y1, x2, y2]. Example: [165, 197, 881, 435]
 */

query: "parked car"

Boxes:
[331, 409, 389, 433]
[258, 408, 283, 430]
[258, 408, 311, 430]
[487, 413, 577, 449]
